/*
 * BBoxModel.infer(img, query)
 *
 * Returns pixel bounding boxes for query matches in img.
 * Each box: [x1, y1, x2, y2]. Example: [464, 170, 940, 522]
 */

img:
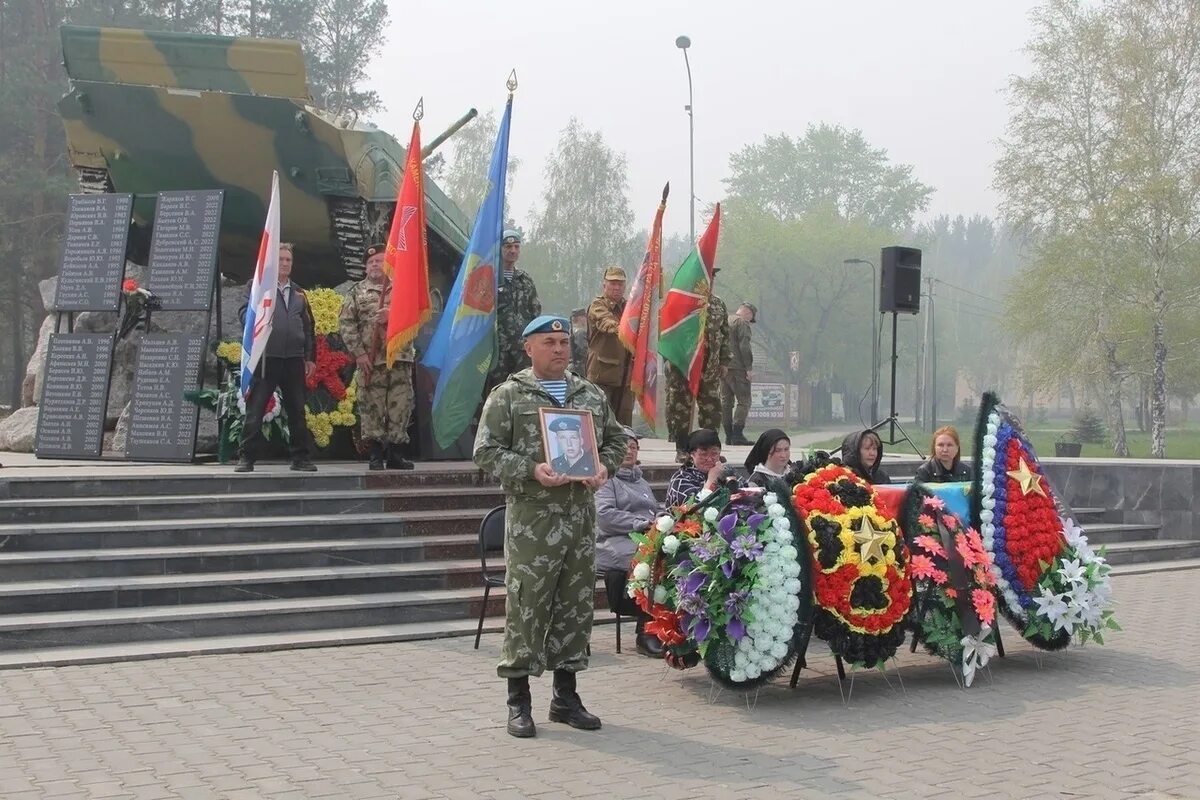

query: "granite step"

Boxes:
[0, 483, 670, 523]
[0, 559, 483, 614]
[0, 613, 629, 670]
[1111, 557, 1200, 576]
[0, 536, 479, 580]
[0, 588, 511, 651]
[1101, 539, 1200, 566]
[0, 466, 682, 499]
[0, 510, 496, 550]
[1076, 523, 1162, 546]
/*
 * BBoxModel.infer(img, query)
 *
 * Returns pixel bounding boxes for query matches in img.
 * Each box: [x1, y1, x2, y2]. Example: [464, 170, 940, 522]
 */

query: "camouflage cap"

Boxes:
[364, 243, 387, 262]
[603, 266, 627, 281]
[741, 302, 758, 321]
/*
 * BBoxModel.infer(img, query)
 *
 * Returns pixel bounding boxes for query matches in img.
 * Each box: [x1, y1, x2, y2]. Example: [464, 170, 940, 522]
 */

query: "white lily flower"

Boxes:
[960, 627, 997, 688]
[1057, 558, 1087, 588]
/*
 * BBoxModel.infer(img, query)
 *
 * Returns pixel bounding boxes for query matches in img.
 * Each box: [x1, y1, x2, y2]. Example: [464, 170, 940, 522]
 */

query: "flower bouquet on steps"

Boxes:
[971, 392, 1118, 650]
[626, 480, 810, 689]
[900, 485, 998, 687]
[789, 454, 913, 670]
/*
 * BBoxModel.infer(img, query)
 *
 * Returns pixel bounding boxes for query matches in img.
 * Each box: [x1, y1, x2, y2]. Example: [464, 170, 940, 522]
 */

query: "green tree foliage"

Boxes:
[717, 125, 933, 425]
[526, 118, 635, 313]
[439, 108, 521, 223]
[725, 124, 932, 230]
[996, 0, 1200, 458]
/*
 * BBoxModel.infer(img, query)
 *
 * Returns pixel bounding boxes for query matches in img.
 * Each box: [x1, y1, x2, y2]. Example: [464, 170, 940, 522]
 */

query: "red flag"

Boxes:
[619, 183, 669, 429]
[660, 204, 721, 396]
[384, 117, 431, 366]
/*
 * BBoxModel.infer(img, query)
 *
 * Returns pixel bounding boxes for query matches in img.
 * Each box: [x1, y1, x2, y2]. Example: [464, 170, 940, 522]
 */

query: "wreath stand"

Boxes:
[787, 631, 906, 705]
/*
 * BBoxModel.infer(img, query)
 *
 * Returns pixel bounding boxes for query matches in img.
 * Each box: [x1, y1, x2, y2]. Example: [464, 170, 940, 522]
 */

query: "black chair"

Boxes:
[599, 569, 626, 653]
[474, 505, 506, 649]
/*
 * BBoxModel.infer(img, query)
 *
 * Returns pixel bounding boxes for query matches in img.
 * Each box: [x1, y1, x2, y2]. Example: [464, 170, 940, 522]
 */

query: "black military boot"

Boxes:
[548, 670, 601, 730]
[722, 419, 733, 443]
[506, 677, 536, 738]
[234, 455, 254, 473]
[385, 443, 414, 471]
[368, 440, 385, 471]
[635, 617, 663, 658]
[731, 424, 752, 446]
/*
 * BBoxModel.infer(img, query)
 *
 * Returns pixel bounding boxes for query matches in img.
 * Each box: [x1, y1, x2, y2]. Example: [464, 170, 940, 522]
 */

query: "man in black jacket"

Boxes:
[236, 243, 318, 472]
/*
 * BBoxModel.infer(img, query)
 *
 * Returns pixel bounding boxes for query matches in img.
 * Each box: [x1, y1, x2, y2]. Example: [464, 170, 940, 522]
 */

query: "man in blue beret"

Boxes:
[548, 415, 596, 478]
[474, 312, 629, 739]
[486, 228, 542, 392]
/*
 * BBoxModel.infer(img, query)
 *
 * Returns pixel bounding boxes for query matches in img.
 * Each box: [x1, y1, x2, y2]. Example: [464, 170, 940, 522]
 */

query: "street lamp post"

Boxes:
[675, 35, 695, 243]
[844, 258, 879, 423]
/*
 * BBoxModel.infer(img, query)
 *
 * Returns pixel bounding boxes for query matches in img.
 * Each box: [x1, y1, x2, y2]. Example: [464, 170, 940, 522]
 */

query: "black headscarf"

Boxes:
[744, 428, 790, 474]
[839, 429, 891, 484]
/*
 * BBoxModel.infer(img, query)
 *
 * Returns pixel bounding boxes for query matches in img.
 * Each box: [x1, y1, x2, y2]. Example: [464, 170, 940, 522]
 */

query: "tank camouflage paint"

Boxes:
[58, 24, 471, 289]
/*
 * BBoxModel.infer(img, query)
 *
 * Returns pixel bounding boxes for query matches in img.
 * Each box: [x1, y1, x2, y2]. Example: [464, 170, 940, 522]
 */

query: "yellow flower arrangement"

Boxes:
[306, 288, 343, 336]
[305, 375, 358, 447]
[216, 340, 243, 365]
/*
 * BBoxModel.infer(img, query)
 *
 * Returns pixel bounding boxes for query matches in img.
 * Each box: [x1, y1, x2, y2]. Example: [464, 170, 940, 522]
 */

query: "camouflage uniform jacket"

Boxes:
[339, 280, 415, 366]
[703, 294, 731, 376]
[494, 269, 542, 378]
[729, 314, 753, 371]
[474, 369, 628, 501]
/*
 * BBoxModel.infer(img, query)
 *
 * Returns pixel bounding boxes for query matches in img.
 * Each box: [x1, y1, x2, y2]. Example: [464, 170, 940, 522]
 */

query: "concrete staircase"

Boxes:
[0, 465, 1192, 668]
[0, 467, 677, 669]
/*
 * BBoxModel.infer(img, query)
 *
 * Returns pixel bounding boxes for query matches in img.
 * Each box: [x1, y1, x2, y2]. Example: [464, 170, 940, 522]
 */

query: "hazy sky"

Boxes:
[367, 0, 1040, 237]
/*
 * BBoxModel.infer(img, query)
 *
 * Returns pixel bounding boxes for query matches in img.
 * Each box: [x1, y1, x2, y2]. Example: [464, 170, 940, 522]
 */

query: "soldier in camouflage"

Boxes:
[721, 302, 756, 445]
[474, 314, 628, 739]
[486, 229, 542, 391]
[666, 290, 731, 462]
[339, 244, 414, 470]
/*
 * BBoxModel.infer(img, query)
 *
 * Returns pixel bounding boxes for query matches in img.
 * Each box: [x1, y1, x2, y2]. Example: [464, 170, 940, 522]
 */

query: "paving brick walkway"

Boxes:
[0, 570, 1195, 799]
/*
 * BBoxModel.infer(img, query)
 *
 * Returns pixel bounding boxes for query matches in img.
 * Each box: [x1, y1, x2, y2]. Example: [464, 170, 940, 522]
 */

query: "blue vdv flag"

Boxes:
[422, 95, 513, 448]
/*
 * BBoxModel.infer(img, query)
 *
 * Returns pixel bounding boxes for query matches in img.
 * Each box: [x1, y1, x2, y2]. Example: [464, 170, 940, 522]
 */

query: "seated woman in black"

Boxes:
[666, 429, 744, 505]
[913, 425, 973, 483]
[744, 428, 791, 487]
[839, 429, 891, 484]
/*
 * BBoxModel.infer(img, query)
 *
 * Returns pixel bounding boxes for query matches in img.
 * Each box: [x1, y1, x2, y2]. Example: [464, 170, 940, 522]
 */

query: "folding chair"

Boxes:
[473, 506, 506, 649]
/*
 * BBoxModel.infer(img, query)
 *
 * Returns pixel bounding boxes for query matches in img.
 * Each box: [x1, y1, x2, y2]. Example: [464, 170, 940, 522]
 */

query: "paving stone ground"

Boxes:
[0, 570, 1195, 800]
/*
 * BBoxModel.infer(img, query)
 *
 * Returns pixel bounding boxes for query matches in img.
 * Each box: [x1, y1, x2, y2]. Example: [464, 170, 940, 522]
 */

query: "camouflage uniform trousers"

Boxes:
[666, 362, 724, 446]
[498, 493, 596, 679]
[359, 363, 414, 444]
[720, 368, 752, 428]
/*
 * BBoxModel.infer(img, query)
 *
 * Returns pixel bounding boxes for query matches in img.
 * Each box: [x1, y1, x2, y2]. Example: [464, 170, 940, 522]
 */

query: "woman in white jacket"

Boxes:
[595, 428, 664, 657]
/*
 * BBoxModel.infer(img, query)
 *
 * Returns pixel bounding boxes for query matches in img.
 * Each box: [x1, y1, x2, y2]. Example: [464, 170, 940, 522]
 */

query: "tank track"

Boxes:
[327, 196, 394, 283]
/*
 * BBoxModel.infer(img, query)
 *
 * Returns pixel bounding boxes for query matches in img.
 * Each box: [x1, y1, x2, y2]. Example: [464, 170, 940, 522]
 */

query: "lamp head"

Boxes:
[675, 35, 691, 49]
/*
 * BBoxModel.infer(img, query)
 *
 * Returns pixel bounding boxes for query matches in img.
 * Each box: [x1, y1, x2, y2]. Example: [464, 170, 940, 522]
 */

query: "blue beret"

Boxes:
[522, 314, 570, 337]
[549, 416, 582, 433]
[502, 229, 522, 244]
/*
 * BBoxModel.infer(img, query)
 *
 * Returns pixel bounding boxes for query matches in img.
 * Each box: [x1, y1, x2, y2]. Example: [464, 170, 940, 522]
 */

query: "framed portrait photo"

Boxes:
[539, 407, 601, 481]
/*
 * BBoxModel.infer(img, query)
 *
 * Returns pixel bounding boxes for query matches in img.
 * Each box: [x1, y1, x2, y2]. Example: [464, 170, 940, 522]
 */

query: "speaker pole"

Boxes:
[889, 310, 899, 444]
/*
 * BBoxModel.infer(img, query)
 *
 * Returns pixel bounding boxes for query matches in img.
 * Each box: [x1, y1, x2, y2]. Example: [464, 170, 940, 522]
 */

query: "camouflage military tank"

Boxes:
[58, 24, 474, 289]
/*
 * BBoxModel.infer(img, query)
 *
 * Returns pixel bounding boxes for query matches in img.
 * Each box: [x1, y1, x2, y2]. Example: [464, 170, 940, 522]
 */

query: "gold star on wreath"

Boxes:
[853, 514, 889, 564]
[1006, 457, 1047, 497]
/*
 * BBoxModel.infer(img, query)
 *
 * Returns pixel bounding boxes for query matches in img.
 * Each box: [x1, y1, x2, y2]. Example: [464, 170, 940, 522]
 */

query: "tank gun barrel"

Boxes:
[421, 108, 478, 159]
